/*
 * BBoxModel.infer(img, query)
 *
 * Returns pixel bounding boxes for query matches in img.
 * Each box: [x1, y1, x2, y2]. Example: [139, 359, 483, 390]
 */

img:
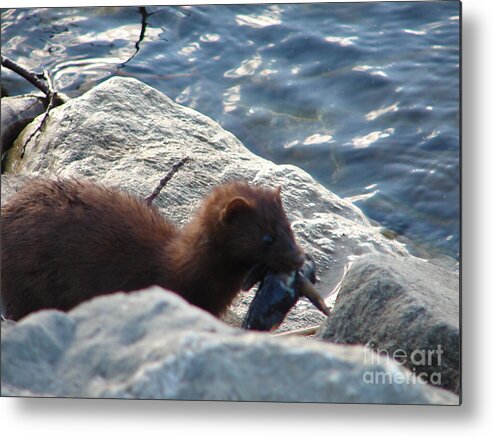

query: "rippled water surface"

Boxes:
[1, 2, 460, 259]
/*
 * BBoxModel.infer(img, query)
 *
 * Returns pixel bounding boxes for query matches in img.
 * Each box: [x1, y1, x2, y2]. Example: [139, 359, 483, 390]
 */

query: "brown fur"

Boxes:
[1, 178, 304, 320]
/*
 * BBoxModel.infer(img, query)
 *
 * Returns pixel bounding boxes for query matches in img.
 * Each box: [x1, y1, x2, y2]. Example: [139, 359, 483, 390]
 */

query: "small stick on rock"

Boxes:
[145, 157, 191, 206]
[274, 325, 321, 337]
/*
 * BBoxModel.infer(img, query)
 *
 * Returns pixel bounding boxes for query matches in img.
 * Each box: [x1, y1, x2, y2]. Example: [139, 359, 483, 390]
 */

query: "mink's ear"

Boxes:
[220, 197, 252, 223]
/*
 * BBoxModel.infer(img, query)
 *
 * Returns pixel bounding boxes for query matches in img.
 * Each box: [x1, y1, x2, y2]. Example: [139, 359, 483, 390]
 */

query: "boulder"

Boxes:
[316, 254, 460, 394]
[0, 287, 458, 404]
[3, 77, 410, 332]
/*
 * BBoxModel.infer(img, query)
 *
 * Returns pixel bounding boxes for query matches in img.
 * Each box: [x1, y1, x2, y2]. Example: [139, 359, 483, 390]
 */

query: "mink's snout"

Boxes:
[288, 239, 305, 269]
[274, 241, 305, 272]
[290, 243, 305, 271]
[293, 250, 306, 269]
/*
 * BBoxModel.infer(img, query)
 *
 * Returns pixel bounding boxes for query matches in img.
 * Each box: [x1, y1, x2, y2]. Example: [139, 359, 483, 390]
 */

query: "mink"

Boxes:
[1, 178, 304, 321]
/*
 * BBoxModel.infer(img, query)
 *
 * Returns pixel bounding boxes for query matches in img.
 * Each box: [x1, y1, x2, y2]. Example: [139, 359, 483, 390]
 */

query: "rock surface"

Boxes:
[316, 254, 460, 394]
[0, 287, 458, 404]
[1, 95, 46, 154]
[3, 76, 411, 332]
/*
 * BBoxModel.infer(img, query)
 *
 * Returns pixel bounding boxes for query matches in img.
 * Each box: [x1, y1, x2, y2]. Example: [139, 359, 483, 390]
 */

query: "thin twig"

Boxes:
[20, 71, 59, 158]
[274, 325, 321, 337]
[1, 55, 65, 105]
[145, 157, 191, 206]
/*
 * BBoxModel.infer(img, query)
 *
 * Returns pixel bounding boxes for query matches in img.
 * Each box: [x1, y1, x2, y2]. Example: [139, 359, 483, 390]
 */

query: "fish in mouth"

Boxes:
[242, 254, 330, 331]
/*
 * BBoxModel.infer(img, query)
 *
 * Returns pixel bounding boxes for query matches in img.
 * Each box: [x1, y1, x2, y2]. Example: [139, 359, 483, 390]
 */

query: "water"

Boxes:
[1, 2, 460, 259]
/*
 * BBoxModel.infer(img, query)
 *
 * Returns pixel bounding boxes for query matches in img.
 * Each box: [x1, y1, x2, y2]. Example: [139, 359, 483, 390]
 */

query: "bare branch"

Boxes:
[1, 55, 65, 105]
[145, 157, 191, 206]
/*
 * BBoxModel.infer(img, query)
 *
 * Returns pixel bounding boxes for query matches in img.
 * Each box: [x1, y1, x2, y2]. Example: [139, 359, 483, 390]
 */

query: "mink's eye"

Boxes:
[263, 234, 275, 246]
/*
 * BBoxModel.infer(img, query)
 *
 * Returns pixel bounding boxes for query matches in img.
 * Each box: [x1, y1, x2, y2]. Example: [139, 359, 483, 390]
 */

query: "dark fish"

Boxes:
[242, 254, 330, 331]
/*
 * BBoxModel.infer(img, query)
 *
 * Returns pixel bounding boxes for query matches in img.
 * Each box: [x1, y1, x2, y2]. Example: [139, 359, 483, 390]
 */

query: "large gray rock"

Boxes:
[0, 287, 458, 404]
[3, 77, 410, 332]
[316, 254, 460, 394]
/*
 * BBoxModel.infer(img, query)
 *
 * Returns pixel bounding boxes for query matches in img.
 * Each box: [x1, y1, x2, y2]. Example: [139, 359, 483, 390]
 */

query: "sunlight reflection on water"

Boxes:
[1, 2, 460, 259]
